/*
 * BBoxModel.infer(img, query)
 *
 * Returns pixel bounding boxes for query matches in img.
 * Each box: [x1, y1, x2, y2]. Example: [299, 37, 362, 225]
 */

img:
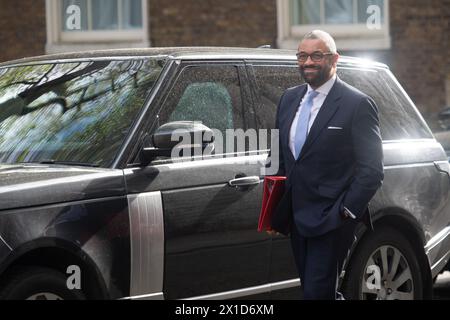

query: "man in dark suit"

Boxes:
[271, 30, 384, 300]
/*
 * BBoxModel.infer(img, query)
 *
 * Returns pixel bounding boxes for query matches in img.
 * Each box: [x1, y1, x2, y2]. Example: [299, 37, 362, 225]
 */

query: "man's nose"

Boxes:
[305, 55, 314, 63]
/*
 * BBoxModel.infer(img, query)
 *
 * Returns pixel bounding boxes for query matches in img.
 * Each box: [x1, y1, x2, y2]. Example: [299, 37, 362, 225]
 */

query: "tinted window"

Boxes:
[155, 65, 247, 155]
[338, 67, 432, 140]
[158, 65, 245, 134]
[0, 59, 164, 167]
[250, 65, 303, 151]
[252, 65, 303, 131]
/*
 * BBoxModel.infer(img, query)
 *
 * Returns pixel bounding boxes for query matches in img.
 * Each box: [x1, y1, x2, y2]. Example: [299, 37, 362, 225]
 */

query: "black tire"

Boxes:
[342, 226, 423, 300]
[0, 266, 86, 300]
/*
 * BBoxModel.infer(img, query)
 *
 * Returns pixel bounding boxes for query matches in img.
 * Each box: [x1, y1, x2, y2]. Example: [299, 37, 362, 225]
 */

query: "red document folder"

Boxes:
[258, 176, 287, 232]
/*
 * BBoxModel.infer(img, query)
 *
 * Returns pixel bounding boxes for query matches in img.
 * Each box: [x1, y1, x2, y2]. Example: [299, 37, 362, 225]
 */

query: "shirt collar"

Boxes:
[306, 74, 337, 96]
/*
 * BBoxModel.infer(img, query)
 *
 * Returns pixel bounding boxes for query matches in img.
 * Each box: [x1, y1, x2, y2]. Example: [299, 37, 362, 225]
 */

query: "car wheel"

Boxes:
[0, 267, 86, 300]
[342, 226, 423, 300]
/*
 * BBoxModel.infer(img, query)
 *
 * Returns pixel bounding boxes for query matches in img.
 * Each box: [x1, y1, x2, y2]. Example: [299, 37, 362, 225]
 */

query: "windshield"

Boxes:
[0, 58, 165, 167]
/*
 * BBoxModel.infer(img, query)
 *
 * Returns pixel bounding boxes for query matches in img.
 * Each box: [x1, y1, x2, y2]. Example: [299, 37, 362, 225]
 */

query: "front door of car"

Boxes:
[125, 62, 271, 299]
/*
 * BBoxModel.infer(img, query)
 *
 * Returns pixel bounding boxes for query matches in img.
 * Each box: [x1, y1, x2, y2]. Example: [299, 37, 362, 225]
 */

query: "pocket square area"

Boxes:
[327, 126, 343, 130]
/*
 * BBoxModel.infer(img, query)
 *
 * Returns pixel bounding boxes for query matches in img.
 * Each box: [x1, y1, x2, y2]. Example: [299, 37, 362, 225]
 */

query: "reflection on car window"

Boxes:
[159, 65, 245, 136]
[252, 64, 303, 150]
[253, 65, 303, 131]
[169, 82, 234, 135]
[0, 58, 165, 167]
[155, 65, 246, 157]
[338, 68, 432, 141]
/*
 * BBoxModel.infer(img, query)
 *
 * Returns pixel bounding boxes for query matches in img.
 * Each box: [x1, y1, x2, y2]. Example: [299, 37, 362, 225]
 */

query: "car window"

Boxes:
[168, 82, 234, 135]
[0, 59, 165, 167]
[250, 64, 303, 151]
[155, 64, 246, 156]
[158, 65, 245, 133]
[338, 67, 433, 141]
[252, 65, 303, 131]
[251, 64, 432, 142]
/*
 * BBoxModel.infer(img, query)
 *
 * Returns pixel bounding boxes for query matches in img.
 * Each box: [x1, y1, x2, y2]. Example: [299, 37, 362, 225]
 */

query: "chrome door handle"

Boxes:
[228, 176, 261, 187]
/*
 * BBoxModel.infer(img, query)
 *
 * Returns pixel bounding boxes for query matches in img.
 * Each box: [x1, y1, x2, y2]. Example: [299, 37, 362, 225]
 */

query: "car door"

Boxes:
[125, 61, 271, 299]
[247, 61, 305, 298]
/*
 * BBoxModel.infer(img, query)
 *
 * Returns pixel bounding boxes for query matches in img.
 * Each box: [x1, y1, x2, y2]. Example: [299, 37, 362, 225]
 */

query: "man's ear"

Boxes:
[333, 53, 340, 67]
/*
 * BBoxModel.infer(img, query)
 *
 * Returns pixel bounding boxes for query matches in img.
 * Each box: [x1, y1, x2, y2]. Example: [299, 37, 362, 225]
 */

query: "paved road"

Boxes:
[434, 271, 450, 299]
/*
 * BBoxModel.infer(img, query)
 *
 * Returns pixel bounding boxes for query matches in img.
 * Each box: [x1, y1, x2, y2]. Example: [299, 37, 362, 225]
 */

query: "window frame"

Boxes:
[276, 0, 391, 50]
[45, 0, 149, 53]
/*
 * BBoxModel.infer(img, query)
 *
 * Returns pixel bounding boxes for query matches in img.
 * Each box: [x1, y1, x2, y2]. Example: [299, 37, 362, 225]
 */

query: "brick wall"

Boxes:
[149, 0, 277, 48]
[389, 0, 449, 130]
[0, 0, 46, 63]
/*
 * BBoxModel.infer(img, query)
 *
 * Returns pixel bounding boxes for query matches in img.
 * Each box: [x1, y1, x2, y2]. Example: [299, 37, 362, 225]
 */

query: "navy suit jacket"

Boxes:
[272, 77, 384, 237]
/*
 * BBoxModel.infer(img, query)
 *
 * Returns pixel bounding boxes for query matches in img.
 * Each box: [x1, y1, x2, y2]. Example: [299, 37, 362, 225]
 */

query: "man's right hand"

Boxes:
[266, 230, 280, 236]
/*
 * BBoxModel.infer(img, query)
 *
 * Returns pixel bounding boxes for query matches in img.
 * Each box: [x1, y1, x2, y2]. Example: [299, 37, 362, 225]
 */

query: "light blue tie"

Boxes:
[294, 90, 319, 159]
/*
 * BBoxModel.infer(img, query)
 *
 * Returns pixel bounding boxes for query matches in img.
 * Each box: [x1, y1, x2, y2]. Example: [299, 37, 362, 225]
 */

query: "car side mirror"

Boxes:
[140, 121, 215, 165]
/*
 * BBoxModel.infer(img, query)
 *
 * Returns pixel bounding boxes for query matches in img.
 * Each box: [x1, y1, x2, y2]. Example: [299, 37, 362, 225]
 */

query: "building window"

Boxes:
[277, 0, 390, 50]
[291, 0, 385, 26]
[46, 0, 149, 53]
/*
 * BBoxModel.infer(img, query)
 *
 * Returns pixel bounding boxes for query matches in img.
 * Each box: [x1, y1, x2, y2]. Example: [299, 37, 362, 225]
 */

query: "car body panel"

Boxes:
[0, 164, 125, 210]
[0, 195, 131, 299]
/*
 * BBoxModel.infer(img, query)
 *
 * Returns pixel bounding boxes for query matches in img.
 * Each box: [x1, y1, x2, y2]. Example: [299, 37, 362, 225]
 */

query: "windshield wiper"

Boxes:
[20, 160, 100, 167]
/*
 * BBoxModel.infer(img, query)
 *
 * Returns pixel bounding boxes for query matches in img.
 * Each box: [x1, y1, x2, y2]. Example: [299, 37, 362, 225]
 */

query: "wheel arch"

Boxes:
[0, 238, 109, 300]
[344, 207, 433, 299]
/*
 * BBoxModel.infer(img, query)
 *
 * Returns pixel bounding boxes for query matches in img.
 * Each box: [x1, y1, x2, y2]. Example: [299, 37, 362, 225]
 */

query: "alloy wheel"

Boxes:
[361, 245, 414, 300]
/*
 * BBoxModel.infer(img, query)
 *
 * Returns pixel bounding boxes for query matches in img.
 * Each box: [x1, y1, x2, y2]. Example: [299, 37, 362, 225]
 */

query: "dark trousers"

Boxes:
[290, 220, 357, 300]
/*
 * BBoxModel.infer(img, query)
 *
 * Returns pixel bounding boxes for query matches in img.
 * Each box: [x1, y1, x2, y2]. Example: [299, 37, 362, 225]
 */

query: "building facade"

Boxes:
[0, 0, 448, 129]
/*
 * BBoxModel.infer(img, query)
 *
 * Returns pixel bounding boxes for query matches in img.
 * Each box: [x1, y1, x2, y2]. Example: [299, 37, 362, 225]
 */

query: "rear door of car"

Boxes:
[246, 60, 305, 298]
[124, 59, 271, 299]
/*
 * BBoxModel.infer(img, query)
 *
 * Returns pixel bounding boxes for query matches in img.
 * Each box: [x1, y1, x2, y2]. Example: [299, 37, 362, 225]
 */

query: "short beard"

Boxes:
[300, 64, 332, 88]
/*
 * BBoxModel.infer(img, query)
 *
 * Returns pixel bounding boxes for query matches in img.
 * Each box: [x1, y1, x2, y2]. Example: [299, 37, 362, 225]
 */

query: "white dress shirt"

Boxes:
[289, 74, 337, 158]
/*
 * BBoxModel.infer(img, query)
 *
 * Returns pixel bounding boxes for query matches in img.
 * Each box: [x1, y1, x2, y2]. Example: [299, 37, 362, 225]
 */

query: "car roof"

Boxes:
[0, 47, 389, 69]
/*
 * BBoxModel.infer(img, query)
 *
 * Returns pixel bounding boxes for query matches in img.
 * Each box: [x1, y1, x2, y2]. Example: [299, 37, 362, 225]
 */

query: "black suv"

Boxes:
[0, 47, 449, 300]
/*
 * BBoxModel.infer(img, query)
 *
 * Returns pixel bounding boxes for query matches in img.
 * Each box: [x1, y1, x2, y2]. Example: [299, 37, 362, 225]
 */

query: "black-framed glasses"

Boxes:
[296, 51, 334, 62]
